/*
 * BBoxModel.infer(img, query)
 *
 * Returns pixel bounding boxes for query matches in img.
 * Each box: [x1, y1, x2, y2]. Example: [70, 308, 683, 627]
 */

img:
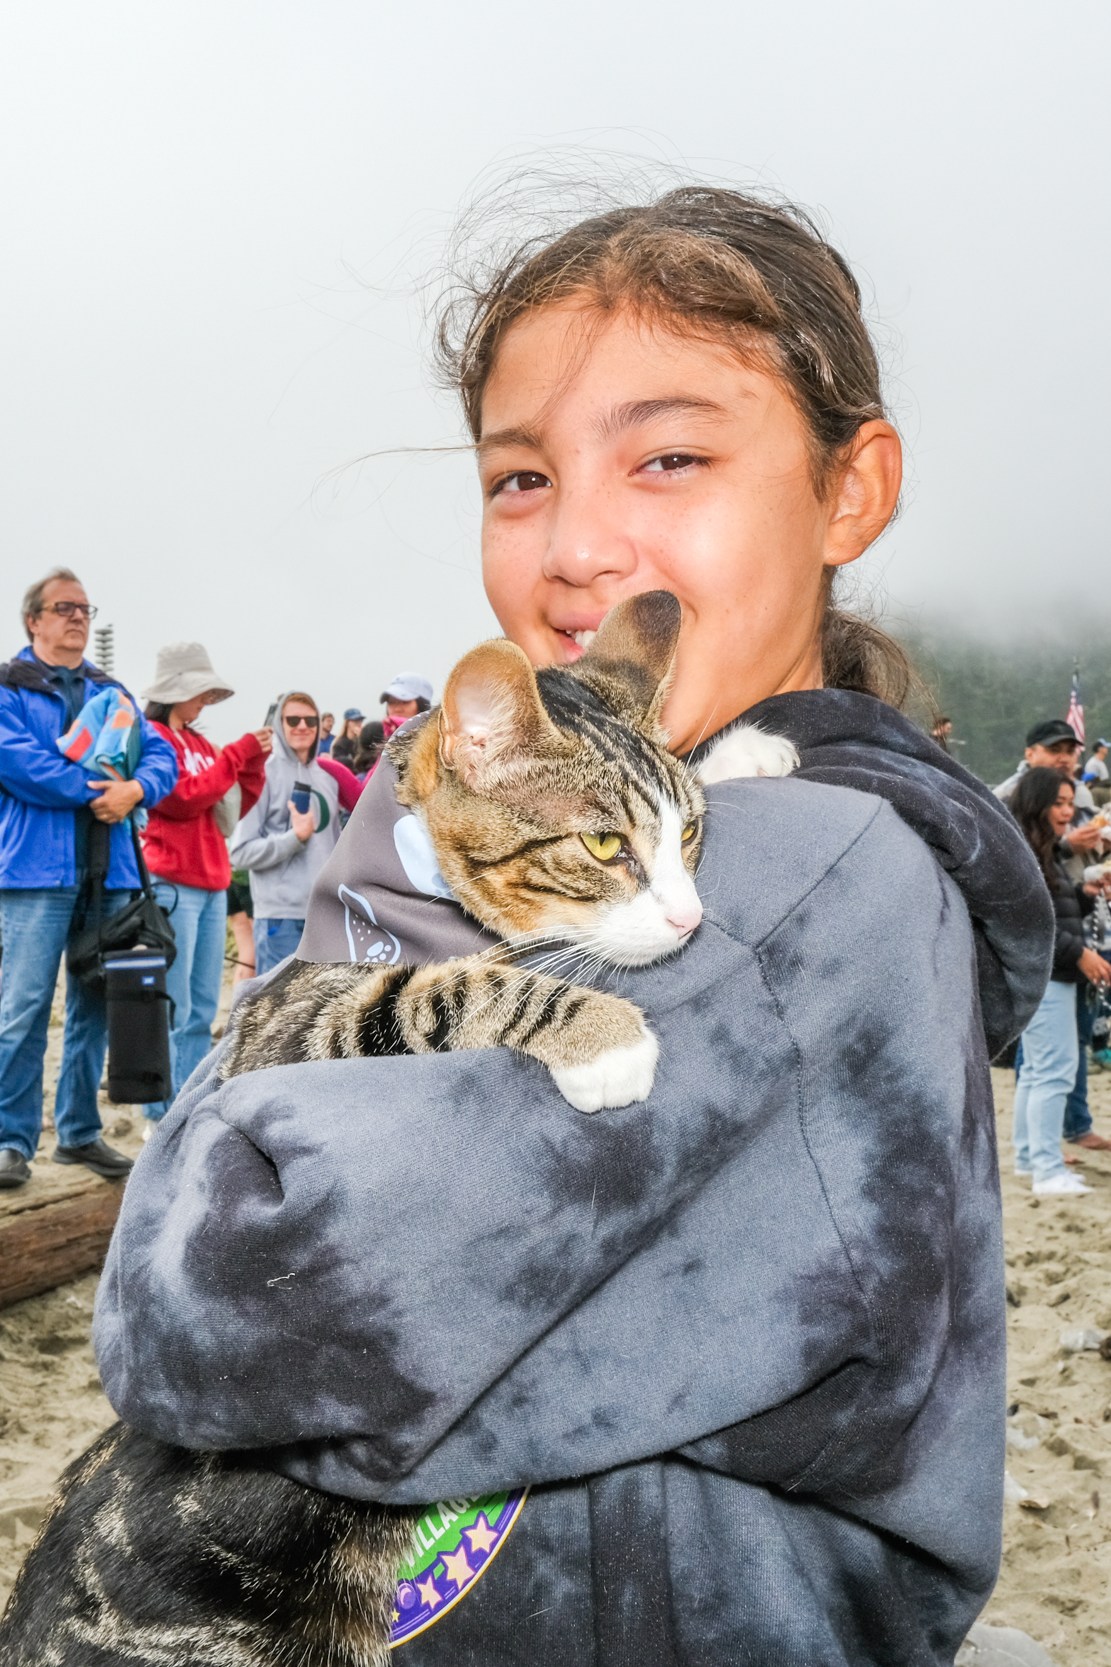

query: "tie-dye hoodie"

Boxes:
[94, 690, 1052, 1667]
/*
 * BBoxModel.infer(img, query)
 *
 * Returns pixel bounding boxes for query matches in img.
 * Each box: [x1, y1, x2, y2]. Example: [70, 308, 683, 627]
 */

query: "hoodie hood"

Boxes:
[274, 691, 320, 766]
[716, 688, 1053, 1055]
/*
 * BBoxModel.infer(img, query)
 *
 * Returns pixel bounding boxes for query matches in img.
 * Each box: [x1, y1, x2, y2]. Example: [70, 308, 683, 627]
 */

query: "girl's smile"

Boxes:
[478, 302, 900, 754]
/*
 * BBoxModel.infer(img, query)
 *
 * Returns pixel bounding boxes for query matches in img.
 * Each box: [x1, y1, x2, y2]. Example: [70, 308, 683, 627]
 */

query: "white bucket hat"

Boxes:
[141, 642, 234, 705]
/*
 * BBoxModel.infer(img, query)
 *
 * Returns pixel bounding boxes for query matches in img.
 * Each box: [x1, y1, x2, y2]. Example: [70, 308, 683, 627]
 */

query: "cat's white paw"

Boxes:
[698, 724, 799, 785]
[551, 1030, 660, 1115]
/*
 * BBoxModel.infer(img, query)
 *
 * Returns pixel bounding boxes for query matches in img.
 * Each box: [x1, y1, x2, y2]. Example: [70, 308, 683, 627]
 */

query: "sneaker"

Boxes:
[1013, 1162, 1032, 1177]
[1033, 1172, 1092, 1197]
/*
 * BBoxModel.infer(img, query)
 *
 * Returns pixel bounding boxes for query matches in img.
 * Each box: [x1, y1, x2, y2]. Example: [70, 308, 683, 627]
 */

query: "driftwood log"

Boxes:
[0, 1166, 126, 1311]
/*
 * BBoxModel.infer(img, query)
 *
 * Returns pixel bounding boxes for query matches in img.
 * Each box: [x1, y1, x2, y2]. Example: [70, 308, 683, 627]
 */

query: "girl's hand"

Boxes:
[252, 728, 274, 754]
[1068, 822, 1106, 852]
[1078, 947, 1111, 986]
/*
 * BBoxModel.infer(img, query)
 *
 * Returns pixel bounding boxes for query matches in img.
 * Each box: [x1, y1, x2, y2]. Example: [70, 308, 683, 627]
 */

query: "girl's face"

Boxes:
[479, 303, 899, 754]
[170, 694, 208, 728]
[1049, 784, 1075, 838]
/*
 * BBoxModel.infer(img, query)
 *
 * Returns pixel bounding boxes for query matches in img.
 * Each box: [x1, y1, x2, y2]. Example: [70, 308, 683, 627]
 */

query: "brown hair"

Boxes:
[1010, 766, 1073, 885]
[281, 691, 319, 717]
[436, 184, 913, 707]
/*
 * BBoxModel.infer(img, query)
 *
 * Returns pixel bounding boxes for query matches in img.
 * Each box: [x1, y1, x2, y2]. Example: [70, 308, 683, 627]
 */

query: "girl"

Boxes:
[140, 641, 269, 1122]
[1010, 766, 1111, 1195]
[96, 187, 1052, 1665]
[330, 708, 365, 766]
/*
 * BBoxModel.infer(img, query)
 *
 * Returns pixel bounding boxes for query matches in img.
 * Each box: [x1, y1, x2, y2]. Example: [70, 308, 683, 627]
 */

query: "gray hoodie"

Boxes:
[228, 693, 340, 920]
[95, 692, 1053, 1667]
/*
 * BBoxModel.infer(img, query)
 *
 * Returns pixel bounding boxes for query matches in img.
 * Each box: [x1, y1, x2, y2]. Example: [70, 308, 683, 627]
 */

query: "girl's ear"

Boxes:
[823, 420, 903, 569]
[580, 590, 682, 731]
[439, 639, 561, 787]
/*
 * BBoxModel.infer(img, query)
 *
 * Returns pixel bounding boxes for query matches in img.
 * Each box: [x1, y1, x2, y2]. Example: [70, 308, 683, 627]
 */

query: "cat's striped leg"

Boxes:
[397, 961, 658, 1113]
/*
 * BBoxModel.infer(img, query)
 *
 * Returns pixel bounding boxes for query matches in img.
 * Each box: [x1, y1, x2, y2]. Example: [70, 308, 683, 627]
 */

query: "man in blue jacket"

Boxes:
[0, 567, 177, 1189]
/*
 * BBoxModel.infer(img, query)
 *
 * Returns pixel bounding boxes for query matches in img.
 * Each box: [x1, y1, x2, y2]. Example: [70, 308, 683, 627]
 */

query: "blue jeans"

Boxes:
[0, 886, 129, 1159]
[254, 917, 305, 976]
[143, 882, 227, 1121]
[1014, 980, 1079, 1184]
[1064, 985, 1094, 1140]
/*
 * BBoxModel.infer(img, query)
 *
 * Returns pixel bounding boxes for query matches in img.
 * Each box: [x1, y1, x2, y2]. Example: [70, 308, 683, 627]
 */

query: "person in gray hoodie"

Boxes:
[229, 689, 340, 974]
[92, 185, 1055, 1666]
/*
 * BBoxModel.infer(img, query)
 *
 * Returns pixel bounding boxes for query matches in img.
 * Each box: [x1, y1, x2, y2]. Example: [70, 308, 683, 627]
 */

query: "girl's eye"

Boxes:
[491, 470, 551, 497]
[581, 832, 622, 862]
[639, 453, 706, 476]
[681, 821, 699, 843]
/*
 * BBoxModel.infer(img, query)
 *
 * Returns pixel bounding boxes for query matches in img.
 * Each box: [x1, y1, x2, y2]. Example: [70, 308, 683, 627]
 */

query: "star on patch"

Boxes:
[441, 1545, 474, 1589]
[416, 1575, 442, 1610]
[465, 1512, 498, 1557]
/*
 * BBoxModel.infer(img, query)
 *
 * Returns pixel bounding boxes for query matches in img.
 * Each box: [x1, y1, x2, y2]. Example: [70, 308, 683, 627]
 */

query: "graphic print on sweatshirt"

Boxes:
[389, 1490, 527, 1648]
[339, 884, 402, 965]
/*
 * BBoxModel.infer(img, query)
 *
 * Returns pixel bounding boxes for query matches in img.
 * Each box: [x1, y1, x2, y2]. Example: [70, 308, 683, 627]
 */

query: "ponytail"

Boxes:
[820, 605, 915, 709]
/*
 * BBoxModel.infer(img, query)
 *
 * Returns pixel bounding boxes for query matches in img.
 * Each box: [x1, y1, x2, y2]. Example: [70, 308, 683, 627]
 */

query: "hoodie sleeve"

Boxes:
[153, 734, 266, 821]
[0, 688, 97, 808]
[229, 771, 302, 871]
[93, 787, 1013, 1520]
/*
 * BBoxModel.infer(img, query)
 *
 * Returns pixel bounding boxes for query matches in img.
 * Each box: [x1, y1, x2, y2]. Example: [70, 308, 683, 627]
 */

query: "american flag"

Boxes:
[1068, 670, 1085, 746]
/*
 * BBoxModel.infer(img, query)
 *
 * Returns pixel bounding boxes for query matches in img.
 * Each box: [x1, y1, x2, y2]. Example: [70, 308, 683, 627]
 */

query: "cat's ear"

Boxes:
[439, 640, 561, 787]
[581, 590, 681, 730]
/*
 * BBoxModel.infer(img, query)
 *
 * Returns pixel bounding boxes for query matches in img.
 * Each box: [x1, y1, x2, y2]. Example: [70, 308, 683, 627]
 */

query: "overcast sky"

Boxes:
[2, 0, 1108, 743]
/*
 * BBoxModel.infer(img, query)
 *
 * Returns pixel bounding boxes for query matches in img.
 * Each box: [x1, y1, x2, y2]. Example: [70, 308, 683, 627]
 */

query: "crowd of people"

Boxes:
[994, 717, 1111, 1197]
[0, 564, 433, 1187]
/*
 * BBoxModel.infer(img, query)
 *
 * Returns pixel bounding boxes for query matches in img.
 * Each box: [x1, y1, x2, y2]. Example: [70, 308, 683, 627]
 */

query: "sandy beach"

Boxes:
[4, 1051, 1111, 1663]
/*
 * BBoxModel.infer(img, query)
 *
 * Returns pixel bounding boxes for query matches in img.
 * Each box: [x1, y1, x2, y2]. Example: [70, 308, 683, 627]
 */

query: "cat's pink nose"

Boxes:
[667, 901, 703, 939]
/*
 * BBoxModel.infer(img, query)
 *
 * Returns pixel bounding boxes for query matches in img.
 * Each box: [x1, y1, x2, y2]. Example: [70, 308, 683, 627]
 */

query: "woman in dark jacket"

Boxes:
[1011, 766, 1111, 1195]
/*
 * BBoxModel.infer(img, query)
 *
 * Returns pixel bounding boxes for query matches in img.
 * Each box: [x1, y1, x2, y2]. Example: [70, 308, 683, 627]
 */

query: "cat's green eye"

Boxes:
[682, 822, 699, 843]
[581, 832, 622, 862]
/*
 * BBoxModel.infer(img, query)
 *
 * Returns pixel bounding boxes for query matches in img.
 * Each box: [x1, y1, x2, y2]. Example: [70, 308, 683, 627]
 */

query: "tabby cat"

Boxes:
[0, 592, 797, 1667]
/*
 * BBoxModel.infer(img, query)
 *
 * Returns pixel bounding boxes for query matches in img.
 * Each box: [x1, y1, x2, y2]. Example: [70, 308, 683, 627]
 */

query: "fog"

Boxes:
[2, 0, 1108, 742]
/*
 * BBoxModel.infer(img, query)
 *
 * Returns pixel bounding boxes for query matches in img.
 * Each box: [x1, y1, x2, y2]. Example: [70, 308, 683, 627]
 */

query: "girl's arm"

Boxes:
[316, 752, 363, 814]
[150, 734, 265, 820]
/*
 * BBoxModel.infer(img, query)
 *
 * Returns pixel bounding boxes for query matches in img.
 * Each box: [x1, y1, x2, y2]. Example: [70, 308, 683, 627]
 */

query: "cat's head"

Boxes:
[392, 592, 704, 966]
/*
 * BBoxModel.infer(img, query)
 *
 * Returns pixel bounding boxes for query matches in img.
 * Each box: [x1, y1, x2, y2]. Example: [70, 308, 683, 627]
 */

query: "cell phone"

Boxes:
[291, 782, 312, 816]
[264, 701, 278, 729]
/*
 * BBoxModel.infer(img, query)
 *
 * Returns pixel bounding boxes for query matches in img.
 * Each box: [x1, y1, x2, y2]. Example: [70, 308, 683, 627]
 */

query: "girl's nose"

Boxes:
[541, 498, 638, 587]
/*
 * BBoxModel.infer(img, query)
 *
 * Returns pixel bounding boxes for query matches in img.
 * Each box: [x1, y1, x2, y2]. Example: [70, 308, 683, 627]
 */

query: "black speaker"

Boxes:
[103, 951, 174, 1104]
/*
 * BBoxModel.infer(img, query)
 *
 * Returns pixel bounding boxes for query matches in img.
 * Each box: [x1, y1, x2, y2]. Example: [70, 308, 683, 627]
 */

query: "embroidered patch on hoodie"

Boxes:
[389, 1490, 527, 1647]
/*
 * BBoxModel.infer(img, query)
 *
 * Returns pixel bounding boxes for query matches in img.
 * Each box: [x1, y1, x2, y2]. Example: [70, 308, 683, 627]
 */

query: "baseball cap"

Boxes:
[380, 674, 433, 705]
[342, 706, 365, 721]
[1025, 719, 1081, 748]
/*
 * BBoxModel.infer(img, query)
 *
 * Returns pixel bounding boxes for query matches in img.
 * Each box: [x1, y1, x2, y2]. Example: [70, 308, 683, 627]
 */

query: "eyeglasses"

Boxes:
[41, 601, 97, 620]
[284, 714, 319, 729]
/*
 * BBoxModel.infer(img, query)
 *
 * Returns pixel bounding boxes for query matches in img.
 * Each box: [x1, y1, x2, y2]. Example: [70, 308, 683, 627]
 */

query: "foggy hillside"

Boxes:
[901, 620, 1106, 788]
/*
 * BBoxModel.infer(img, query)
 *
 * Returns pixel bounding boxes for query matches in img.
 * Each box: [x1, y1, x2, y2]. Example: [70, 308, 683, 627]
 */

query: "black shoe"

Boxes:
[52, 1138, 134, 1180]
[0, 1147, 31, 1188]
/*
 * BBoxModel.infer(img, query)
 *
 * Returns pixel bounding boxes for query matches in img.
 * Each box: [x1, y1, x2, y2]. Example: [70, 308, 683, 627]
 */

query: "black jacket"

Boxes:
[1049, 850, 1092, 982]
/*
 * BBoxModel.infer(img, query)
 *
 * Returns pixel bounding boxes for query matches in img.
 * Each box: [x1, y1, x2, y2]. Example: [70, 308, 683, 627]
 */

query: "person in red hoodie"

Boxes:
[139, 642, 270, 1127]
